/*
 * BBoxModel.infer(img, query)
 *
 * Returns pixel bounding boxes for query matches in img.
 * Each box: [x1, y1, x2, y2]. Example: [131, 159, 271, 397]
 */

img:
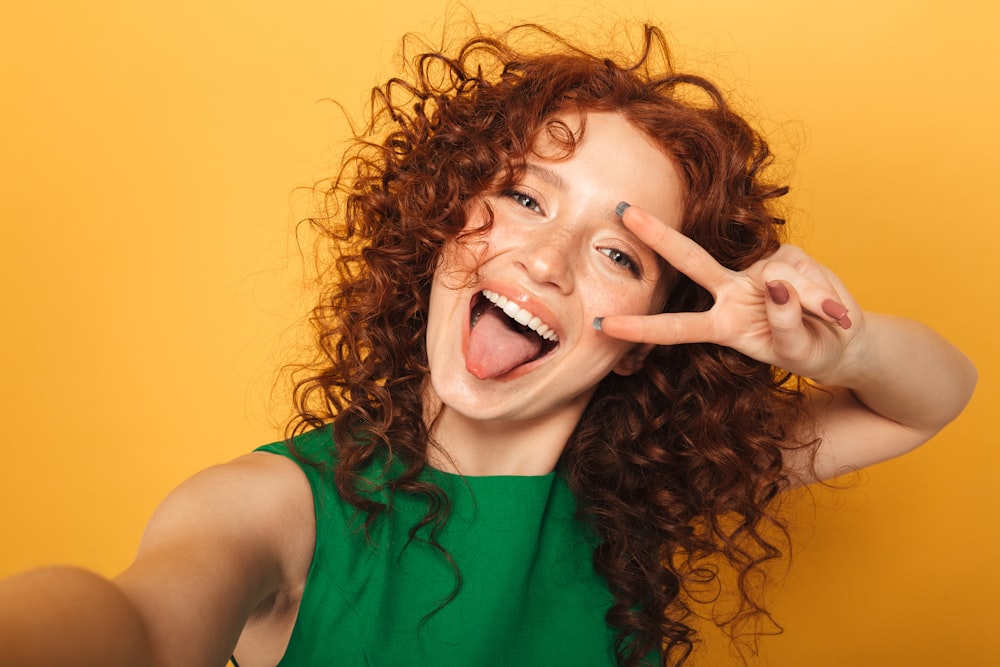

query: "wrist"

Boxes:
[810, 312, 880, 388]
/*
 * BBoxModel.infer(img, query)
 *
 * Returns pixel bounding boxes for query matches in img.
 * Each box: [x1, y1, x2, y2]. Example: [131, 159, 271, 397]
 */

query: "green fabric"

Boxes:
[257, 426, 623, 666]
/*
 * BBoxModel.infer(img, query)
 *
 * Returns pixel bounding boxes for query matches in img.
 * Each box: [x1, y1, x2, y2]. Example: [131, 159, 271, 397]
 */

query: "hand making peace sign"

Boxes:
[598, 204, 866, 385]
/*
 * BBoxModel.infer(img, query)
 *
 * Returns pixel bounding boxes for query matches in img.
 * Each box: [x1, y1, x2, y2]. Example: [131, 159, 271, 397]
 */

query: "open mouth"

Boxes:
[475, 290, 559, 341]
[466, 290, 560, 379]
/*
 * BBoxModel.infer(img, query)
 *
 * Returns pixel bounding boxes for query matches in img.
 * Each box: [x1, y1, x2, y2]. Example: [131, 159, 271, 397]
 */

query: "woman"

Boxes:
[0, 23, 976, 667]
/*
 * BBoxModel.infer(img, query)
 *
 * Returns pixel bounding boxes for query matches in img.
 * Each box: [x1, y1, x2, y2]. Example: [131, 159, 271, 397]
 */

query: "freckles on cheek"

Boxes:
[599, 286, 663, 318]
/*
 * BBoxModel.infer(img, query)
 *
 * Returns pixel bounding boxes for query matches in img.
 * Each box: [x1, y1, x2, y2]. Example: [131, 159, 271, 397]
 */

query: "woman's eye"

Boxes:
[600, 247, 638, 274]
[507, 191, 541, 212]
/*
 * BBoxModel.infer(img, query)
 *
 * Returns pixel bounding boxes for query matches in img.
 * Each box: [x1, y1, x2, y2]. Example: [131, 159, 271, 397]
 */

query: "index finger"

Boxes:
[598, 311, 720, 346]
[620, 203, 732, 294]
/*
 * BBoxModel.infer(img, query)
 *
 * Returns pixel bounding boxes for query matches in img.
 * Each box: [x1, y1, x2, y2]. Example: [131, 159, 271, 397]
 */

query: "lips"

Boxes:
[465, 290, 560, 379]
[479, 290, 559, 341]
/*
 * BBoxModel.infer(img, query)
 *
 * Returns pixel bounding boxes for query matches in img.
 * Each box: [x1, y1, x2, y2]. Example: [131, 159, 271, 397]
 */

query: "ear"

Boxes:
[612, 343, 656, 376]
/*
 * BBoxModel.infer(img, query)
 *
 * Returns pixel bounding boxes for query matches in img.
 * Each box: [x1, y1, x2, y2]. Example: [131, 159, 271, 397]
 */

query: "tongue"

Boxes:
[466, 307, 543, 380]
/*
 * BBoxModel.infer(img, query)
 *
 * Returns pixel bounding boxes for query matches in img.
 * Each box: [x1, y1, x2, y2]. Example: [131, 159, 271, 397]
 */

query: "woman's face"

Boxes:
[426, 111, 684, 427]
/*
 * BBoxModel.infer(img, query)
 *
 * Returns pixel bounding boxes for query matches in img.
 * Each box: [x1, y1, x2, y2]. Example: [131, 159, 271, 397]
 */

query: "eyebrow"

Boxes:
[525, 163, 568, 193]
[525, 163, 635, 234]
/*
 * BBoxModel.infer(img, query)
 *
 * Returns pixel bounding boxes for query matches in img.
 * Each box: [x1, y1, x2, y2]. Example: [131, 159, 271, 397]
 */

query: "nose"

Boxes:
[516, 226, 575, 293]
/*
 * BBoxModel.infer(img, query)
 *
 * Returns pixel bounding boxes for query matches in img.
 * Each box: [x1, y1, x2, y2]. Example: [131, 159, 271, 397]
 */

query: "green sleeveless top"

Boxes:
[257, 427, 625, 666]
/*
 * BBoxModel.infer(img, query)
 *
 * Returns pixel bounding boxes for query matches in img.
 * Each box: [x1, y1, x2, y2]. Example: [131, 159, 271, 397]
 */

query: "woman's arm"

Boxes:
[792, 313, 977, 481]
[0, 453, 315, 667]
[598, 204, 977, 481]
[0, 565, 159, 667]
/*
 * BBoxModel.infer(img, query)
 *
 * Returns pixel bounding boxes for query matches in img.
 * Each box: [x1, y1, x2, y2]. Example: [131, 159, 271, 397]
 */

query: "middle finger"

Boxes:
[620, 203, 733, 294]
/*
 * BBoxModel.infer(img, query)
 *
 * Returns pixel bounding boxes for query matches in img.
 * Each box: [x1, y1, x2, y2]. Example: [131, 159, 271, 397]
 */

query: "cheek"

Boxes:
[592, 282, 665, 318]
[435, 238, 489, 290]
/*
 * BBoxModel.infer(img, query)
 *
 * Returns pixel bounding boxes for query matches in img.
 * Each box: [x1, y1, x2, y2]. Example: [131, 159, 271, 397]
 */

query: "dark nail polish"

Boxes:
[593, 317, 604, 331]
[615, 201, 630, 217]
[766, 281, 790, 305]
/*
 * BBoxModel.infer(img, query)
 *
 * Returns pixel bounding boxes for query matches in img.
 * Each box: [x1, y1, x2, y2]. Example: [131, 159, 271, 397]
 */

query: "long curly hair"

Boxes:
[290, 23, 813, 667]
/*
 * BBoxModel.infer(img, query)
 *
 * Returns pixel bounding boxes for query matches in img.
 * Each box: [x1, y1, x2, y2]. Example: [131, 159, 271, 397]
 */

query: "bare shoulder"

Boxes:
[131, 451, 315, 590]
[114, 451, 315, 667]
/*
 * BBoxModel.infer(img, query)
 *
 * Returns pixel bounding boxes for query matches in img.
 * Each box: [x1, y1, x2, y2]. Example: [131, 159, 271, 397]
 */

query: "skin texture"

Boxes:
[424, 111, 681, 476]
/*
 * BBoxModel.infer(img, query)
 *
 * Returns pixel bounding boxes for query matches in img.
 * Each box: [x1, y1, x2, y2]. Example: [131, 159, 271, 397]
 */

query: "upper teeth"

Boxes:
[482, 290, 559, 342]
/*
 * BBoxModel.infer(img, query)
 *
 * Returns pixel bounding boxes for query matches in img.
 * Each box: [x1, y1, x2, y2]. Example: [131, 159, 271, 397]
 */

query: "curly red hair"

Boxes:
[290, 23, 813, 666]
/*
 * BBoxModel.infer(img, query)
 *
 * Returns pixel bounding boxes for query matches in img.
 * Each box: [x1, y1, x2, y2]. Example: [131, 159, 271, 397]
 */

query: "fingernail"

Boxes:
[821, 299, 848, 320]
[766, 281, 790, 305]
[593, 317, 604, 330]
[821, 299, 853, 329]
[615, 201, 631, 217]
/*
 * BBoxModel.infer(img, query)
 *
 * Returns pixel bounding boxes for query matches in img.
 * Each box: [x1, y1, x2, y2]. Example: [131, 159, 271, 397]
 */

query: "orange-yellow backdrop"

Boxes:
[1, 1, 996, 665]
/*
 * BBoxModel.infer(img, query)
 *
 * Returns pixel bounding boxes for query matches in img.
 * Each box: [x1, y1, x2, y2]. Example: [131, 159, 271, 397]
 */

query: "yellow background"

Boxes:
[1, 1, 996, 665]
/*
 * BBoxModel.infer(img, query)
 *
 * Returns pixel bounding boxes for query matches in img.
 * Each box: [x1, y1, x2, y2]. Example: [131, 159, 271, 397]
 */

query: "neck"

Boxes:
[424, 400, 586, 477]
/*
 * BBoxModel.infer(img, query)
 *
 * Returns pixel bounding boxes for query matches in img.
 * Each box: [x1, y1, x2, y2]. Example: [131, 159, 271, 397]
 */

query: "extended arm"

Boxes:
[0, 566, 159, 667]
[0, 453, 314, 667]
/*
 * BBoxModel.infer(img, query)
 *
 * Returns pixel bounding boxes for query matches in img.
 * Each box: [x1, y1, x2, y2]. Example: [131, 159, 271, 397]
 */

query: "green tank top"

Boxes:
[257, 426, 624, 666]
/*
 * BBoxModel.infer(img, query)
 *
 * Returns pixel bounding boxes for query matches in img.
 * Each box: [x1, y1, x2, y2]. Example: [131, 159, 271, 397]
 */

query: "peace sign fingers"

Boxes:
[618, 202, 734, 296]
[598, 203, 864, 381]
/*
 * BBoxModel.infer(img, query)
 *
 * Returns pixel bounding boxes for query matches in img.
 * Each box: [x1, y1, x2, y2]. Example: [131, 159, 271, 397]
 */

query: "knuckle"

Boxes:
[758, 262, 782, 283]
[670, 316, 688, 343]
[676, 243, 702, 270]
[793, 257, 813, 274]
